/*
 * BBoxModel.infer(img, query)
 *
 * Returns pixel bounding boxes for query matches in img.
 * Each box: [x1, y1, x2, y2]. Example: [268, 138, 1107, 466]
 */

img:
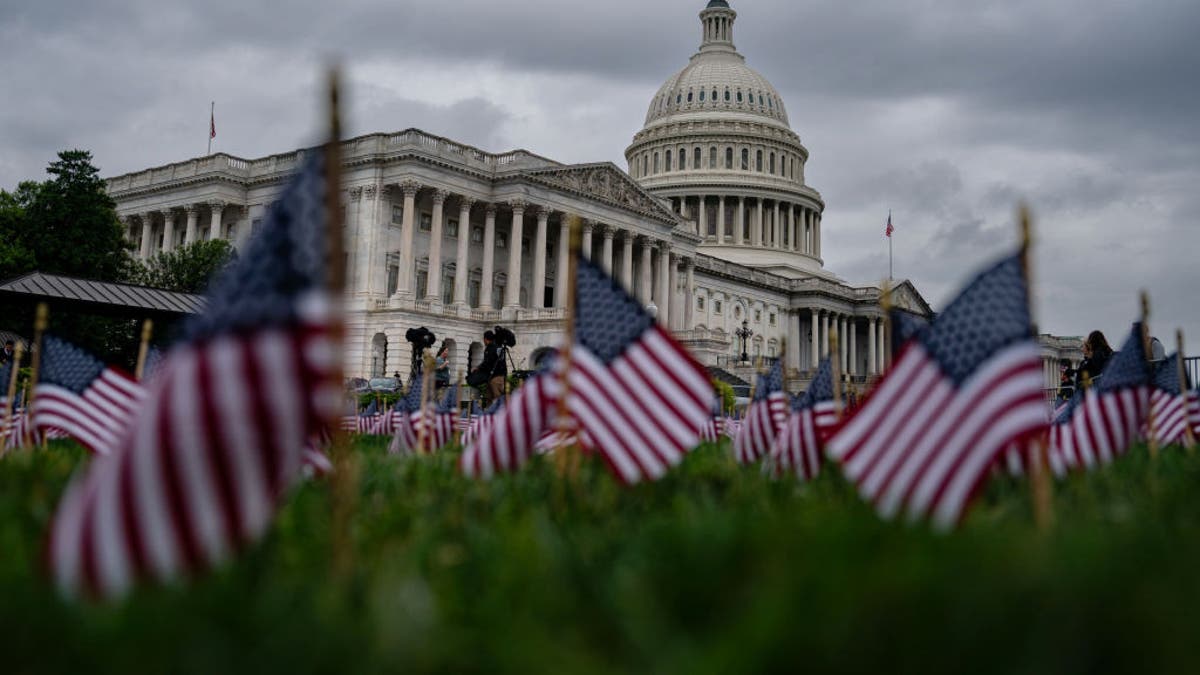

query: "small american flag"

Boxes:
[734, 360, 788, 465]
[461, 395, 503, 447]
[1149, 355, 1190, 447]
[47, 151, 337, 599]
[699, 397, 726, 443]
[885, 213, 894, 238]
[827, 252, 1046, 529]
[1047, 324, 1153, 476]
[1188, 388, 1200, 441]
[32, 336, 145, 455]
[384, 377, 425, 454]
[768, 357, 835, 481]
[567, 256, 712, 483]
[460, 372, 559, 478]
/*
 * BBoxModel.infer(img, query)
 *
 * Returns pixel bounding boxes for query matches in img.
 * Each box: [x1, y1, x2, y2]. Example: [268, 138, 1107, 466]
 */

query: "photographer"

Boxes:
[405, 326, 437, 381]
[471, 326, 514, 405]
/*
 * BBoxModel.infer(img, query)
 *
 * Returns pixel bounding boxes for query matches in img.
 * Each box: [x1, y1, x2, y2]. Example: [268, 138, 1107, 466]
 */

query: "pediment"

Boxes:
[523, 163, 680, 224]
[890, 280, 933, 317]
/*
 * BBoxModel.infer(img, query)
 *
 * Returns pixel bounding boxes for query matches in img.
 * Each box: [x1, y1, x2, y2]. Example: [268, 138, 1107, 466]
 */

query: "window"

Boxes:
[468, 280, 481, 307]
[665, 150, 672, 172]
[754, 310, 762, 322]
[694, 147, 701, 168]
[714, 300, 723, 314]
[734, 306, 742, 319]
[385, 252, 400, 296]
[697, 296, 705, 311]
[712, 89, 718, 102]
[741, 149, 749, 171]
[522, 237, 530, 254]
[679, 148, 685, 170]
[791, 158, 796, 180]
[736, 90, 743, 103]
[756, 150, 763, 172]
[392, 205, 403, 224]
[699, 89, 705, 102]
[710, 146, 717, 168]
[654, 152, 660, 173]
[643, 155, 649, 176]
[770, 153, 775, 174]
[726, 147, 733, 169]
[769, 313, 777, 326]
[419, 212, 432, 232]
[251, 218, 263, 236]
[443, 275, 454, 304]
[497, 232, 508, 249]
[687, 90, 693, 103]
[447, 218, 459, 238]
[724, 88, 730, 102]
[470, 226, 482, 244]
[768, 345, 776, 357]
[415, 271, 428, 298]
[491, 285, 503, 309]
[676, 93, 681, 104]
[748, 93, 754, 104]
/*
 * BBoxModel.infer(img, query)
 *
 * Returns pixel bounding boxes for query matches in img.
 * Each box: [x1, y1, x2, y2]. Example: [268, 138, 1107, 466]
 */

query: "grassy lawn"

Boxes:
[2, 439, 1199, 674]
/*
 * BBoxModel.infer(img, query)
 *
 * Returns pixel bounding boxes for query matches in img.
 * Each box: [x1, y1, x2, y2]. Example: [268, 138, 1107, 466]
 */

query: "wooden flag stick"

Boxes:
[2, 343, 24, 457]
[830, 329, 842, 421]
[1016, 205, 1054, 530]
[1177, 329, 1195, 452]
[1141, 291, 1158, 460]
[134, 319, 154, 381]
[23, 303, 49, 449]
[553, 215, 582, 480]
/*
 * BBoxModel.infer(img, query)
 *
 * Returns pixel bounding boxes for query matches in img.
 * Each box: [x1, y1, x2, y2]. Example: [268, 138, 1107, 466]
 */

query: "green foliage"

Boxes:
[3, 440, 1200, 673]
[131, 239, 236, 294]
[712, 378, 735, 412]
[358, 391, 401, 408]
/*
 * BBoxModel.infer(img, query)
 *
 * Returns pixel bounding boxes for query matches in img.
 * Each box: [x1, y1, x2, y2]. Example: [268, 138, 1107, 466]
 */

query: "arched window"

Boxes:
[712, 88, 718, 102]
[741, 148, 749, 170]
[678, 148, 685, 170]
[769, 152, 775, 174]
[748, 92, 754, 104]
[724, 88, 730, 101]
[676, 93, 682, 105]
[756, 150, 763, 172]
[665, 150, 672, 172]
[654, 152, 660, 173]
[710, 146, 718, 168]
[687, 90, 693, 103]
[736, 90, 743, 103]
[694, 147, 702, 168]
[643, 155, 649, 177]
[768, 96, 774, 110]
[790, 158, 796, 179]
[699, 89, 706, 102]
[726, 147, 733, 169]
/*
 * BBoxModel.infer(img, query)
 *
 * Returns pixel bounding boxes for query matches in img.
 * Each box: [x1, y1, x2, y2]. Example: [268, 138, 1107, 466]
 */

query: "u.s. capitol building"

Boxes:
[103, 1, 1080, 390]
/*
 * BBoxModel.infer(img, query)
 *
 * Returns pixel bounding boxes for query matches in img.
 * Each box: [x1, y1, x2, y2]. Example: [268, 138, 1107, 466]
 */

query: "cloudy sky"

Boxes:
[2, 0, 1197, 351]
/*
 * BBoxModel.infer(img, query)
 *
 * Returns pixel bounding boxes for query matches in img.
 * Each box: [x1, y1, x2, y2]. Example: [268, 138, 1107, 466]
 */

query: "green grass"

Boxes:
[3, 439, 1200, 674]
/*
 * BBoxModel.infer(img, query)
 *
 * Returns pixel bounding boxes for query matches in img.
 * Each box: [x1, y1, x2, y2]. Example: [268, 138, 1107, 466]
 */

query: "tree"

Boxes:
[11, 150, 133, 282]
[133, 239, 236, 294]
[0, 189, 35, 282]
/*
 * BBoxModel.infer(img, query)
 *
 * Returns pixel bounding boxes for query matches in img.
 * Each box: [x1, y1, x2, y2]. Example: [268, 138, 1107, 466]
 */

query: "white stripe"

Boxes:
[255, 331, 305, 485]
[211, 338, 271, 540]
[132, 363, 180, 583]
[827, 348, 926, 459]
[169, 345, 229, 566]
[92, 452, 132, 597]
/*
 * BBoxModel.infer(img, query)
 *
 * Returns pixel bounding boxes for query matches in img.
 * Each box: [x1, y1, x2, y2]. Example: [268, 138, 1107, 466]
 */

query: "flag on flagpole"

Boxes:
[885, 213, 894, 238]
[1047, 323, 1154, 475]
[47, 150, 336, 600]
[768, 357, 835, 481]
[460, 372, 560, 479]
[827, 252, 1046, 529]
[734, 360, 788, 465]
[1149, 354, 1189, 447]
[31, 335, 145, 455]
[210, 105, 216, 140]
[567, 256, 712, 484]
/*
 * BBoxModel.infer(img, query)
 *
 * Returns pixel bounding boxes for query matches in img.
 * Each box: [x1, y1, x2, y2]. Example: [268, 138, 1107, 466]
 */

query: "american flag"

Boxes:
[414, 384, 460, 453]
[1149, 354, 1190, 448]
[460, 373, 559, 479]
[461, 395, 504, 447]
[724, 410, 742, 440]
[891, 309, 929, 358]
[384, 377, 425, 454]
[47, 151, 337, 599]
[827, 252, 1046, 529]
[1188, 389, 1200, 441]
[734, 360, 788, 465]
[31, 336, 145, 456]
[768, 357, 835, 481]
[699, 396, 726, 443]
[567, 256, 712, 484]
[1047, 324, 1153, 476]
[885, 213, 894, 238]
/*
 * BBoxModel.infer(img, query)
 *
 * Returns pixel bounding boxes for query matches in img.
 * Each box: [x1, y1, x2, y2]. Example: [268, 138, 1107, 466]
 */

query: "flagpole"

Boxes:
[134, 319, 154, 381]
[888, 210, 893, 282]
[23, 303, 49, 449]
[1018, 206, 1053, 531]
[1, 343, 24, 457]
[1141, 291, 1158, 460]
[1178, 329, 1195, 452]
[208, 101, 215, 156]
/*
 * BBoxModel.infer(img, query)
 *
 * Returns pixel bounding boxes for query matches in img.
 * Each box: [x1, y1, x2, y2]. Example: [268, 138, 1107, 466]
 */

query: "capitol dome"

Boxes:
[627, 1, 828, 279]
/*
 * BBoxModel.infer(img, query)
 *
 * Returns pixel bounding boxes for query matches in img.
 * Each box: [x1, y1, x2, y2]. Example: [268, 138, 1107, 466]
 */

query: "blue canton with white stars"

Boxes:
[39, 335, 106, 394]
[183, 150, 327, 342]
[753, 360, 783, 402]
[484, 394, 505, 415]
[920, 253, 1032, 386]
[574, 256, 656, 365]
[795, 357, 833, 410]
[395, 376, 424, 413]
[1153, 352, 1181, 395]
[891, 309, 929, 353]
[437, 384, 460, 414]
[1057, 323, 1151, 424]
[360, 398, 378, 417]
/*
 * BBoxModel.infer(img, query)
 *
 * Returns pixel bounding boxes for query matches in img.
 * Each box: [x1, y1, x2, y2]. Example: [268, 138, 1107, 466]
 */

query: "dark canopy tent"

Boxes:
[0, 272, 205, 320]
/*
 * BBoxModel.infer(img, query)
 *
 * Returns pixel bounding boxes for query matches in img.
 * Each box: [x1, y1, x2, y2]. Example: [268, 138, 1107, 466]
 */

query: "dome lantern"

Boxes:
[699, 1, 737, 55]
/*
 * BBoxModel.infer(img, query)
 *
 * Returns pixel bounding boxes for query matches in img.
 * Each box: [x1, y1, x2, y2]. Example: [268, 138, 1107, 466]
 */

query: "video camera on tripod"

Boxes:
[466, 325, 517, 387]
[405, 326, 437, 379]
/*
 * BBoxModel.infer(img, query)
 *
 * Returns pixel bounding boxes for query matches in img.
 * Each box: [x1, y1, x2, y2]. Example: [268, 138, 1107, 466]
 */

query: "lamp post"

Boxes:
[736, 319, 753, 364]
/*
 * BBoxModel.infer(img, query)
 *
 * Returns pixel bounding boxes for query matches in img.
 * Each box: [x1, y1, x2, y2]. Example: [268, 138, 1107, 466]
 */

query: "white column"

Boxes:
[621, 232, 634, 291]
[802, 208, 811, 254]
[532, 206, 549, 309]
[347, 186, 366, 294]
[504, 200, 526, 308]
[581, 220, 594, 261]
[820, 311, 829, 357]
[733, 197, 744, 245]
[683, 258, 695, 330]
[139, 213, 154, 259]
[554, 215, 570, 308]
[716, 195, 726, 245]
[480, 205, 497, 307]
[877, 320, 887, 373]
[698, 196, 708, 237]
[811, 310, 820, 368]
[839, 316, 848, 371]
[601, 225, 615, 274]
[208, 202, 224, 241]
[639, 237, 653, 305]
[425, 189, 448, 302]
[453, 198, 473, 306]
[849, 318, 857, 376]
[160, 209, 176, 253]
[395, 181, 420, 298]
[868, 318, 877, 376]
[656, 243, 671, 326]
[750, 199, 762, 246]
[786, 309, 801, 372]
[815, 213, 822, 258]
[184, 206, 199, 247]
[668, 254, 680, 330]
[772, 201, 781, 249]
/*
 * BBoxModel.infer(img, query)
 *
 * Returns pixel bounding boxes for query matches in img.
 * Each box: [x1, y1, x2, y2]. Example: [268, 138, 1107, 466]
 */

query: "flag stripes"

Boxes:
[33, 372, 145, 455]
[461, 373, 559, 479]
[1048, 386, 1150, 475]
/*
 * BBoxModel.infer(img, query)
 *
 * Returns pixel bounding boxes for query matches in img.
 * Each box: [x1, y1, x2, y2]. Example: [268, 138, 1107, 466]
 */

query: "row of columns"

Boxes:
[807, 309, 888, 376]
[126, 202, 232, 260]
[677, 195, 821, 257]
[380, 182, 696, 328]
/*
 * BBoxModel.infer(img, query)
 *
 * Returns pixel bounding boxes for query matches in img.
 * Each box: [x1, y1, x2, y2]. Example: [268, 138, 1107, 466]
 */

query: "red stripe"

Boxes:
[197, 342, 241, 550]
